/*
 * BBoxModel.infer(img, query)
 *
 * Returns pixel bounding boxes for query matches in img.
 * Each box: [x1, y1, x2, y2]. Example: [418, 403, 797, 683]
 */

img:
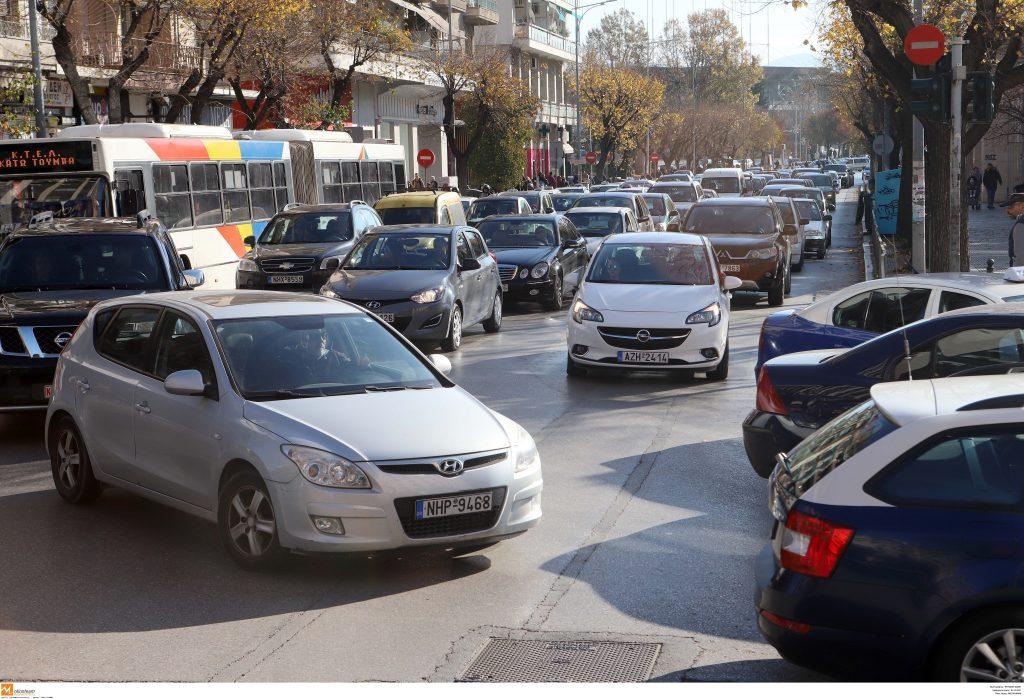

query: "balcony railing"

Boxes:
[514, 22, 575, 55]
[0, 18, 56, 41]
[468, 0, 497, 10]
[73, 36, 202, 74]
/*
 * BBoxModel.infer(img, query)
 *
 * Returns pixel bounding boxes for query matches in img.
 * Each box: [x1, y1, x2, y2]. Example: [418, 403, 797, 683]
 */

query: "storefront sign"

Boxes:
[0, 140, 93, 173]
[44, 79, 73, 108]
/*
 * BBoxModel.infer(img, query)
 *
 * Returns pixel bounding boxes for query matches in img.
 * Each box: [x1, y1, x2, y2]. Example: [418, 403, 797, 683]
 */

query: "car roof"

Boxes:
[871, 375, 1024, 426]
[565, 206, 630, 214]
[7, 217, 153, 236]
[366, 224, 458, 235]
[101, 290, 357, 320]
[603, 231, 705, 245]
[690, 196, 773, 207]
[273, 203, 355, 216]
[475, 214, 559, 222]
[376, 191, 458, 208]
[942, 300, 1024, 315]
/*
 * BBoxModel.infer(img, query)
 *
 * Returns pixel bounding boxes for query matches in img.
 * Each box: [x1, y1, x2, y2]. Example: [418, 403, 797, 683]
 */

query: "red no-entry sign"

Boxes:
[416, 149, 435, 168]
[650, 153, 660, 163]
[904, 24, 945, 66]
[585, 151, 597, 165]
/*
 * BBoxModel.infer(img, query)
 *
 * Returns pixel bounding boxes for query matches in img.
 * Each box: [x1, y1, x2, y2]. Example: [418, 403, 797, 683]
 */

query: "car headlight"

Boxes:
[686, 302, 721, 327]
[512, 424, 538, 473]
[237, 257, 258, 272]
[411, 286, 443, 304]
[748, 247, 778, 260]
[282, 445, 371, 489]
[531, 262, 549, 279]
[571, 298, 604, 324]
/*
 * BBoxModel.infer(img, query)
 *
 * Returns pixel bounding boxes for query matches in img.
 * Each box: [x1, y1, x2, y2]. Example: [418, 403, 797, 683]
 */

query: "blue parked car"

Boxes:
[745, 302, 1024, 476]
[754, 274, 1024, 374]
[757, 375, 1024, 681]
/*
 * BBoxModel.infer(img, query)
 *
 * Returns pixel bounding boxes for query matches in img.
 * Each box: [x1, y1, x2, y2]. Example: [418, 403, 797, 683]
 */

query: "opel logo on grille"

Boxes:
[636, 329, 651, 343]
[279, 262, 295, 270]
[435, 459, 464, 477]
[366, 301, 382, 310]
[54, 331, 73, 348]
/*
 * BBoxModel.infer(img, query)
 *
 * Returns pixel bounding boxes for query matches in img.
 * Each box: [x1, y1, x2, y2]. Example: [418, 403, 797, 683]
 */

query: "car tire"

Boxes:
[707, 342, 729, 381]
[792, 249, 805, 273]
[930, 608, 1024, 682]
[566, 353, 588, 378]
[767, 271, 785, 307]
[218, 469, 285, 571]
[826, 230, 832, 247]
[783, 265, 792, 294]
[817, 245, 827, 260]
[483, 291, 502, 333]
[49, 417, 102, 505]
[441, 304, 463, 352]
[544, 273, 564, 311]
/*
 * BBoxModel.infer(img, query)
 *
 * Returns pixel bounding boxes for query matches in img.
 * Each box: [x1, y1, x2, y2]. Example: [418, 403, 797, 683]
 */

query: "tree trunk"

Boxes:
[51, 27, 97, 124]
[923, 120, 952, 272]
[164, 68, 203, 124]
[896, 110, 913, 256]
[190, 70, 224, 125]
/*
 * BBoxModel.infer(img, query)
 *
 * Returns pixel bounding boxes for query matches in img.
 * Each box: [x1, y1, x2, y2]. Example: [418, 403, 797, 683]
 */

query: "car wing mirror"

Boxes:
[164, 369, 207, 396]
[722, 275, 742, 291]
[323, 257, 341, 272]
[429, 353, 452, 375]
[460, 257, 482, 271]
[823, 214, 832, 222]
[183, 269, 205, 288]
[827, 203, 836, 212]
[243, 235, 256, 247]
[666, 220, 680, 232]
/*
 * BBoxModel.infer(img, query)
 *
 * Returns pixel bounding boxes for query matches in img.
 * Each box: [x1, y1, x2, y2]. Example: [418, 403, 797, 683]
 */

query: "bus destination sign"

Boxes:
[0, 140, 93, 174]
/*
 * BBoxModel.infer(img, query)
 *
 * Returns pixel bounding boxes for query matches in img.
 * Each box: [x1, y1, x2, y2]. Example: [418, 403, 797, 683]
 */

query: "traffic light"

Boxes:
[910, 74, 950, 121]
[967, 71, 996, 123]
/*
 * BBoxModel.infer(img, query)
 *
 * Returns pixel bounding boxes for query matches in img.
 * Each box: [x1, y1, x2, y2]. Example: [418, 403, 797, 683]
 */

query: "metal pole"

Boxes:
[950, 37, 966, 271]
[574, 0, 581, 179]
[28, 0, 46, 137]
[911, 0, 927, 271]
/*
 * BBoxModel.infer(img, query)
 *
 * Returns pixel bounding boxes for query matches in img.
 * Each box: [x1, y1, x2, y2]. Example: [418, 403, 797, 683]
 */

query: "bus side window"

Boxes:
[394, 162, 407, 193]
[341, 162, 360, 203]
[221, 163, 251, 223]
[273, 161, 289, 212]
[191, 162, 223, 226]
[114, 168, 146, 216]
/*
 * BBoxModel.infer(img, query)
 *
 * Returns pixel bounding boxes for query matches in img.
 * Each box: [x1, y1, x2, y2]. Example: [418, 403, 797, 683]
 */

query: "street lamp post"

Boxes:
[574, 0, 616, 179]
[28, 0, 46, 137]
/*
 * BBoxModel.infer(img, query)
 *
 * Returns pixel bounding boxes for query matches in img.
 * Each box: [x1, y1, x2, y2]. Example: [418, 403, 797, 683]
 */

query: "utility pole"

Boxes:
[949, 37, 966, 271]
[28, 0, 46, 137]
[911, 0, 927, 272]
[574, 0, 617, 180]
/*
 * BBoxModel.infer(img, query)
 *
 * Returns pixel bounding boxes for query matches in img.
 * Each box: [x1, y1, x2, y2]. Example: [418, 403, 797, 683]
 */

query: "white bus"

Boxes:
[0, 124, 406, 288]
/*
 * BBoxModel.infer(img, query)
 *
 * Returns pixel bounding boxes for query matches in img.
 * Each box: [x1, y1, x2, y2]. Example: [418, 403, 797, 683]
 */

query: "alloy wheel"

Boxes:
[961, 629, 1024, 682]
[493, 294, 502, 326]
[451, 308, 462, 347]
[227, 486, 276, 557]
[56, 429, 81, 491]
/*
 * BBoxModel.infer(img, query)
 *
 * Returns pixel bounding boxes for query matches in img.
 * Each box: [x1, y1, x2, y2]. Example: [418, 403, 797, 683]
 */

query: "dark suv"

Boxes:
[235, 202, 382, 292]
[0, 215, 203, 411]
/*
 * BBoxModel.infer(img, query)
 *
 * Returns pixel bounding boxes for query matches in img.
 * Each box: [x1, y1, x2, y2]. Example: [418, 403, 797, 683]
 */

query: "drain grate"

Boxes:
[460, 638, 661, 682]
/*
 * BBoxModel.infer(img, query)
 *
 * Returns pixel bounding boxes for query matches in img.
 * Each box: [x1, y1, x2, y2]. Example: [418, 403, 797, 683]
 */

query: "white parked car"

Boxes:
[791, 197, 830, 259]
[566, 232, 741, 380]
[46, 291, 542, 569]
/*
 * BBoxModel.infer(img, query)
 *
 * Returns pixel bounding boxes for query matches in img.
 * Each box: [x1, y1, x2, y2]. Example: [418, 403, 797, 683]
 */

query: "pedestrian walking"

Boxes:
[429, 176, 438, 192]
[409, 173, 424, 191]
[983, 163, 1003, 209]
[1008, 193, 1024, 267]
[966, 166, 982, 210]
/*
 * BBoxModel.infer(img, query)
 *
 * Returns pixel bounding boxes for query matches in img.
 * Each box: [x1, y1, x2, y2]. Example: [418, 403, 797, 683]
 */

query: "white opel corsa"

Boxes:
[46, 291, 542, 570]
[566, 232, 740, 380]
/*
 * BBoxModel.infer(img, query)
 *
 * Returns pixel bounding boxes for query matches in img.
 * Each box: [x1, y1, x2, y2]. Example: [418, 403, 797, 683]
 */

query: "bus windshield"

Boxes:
[0, 176, 109, 230]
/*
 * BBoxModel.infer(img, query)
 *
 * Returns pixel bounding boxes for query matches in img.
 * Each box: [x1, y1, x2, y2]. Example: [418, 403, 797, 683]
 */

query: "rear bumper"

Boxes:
[0, 356, 57, 410]
[742, 410, 811, 477]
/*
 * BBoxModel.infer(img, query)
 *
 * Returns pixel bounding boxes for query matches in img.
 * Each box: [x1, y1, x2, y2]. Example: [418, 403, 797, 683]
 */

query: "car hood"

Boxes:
[803, 220, 826, 235]
[490, 247, 554, 267]
[582, 282, 719, 313]
[0, 289, 143, 324]
[703, 233, 779, 251]
[255, 242, 354, 260]
[326, 269, 450, 296]
[242, 387, 511, 462]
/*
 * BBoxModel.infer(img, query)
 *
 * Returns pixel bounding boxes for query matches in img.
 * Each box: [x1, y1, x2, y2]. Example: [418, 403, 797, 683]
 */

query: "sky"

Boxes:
[576, 0, 826, 67]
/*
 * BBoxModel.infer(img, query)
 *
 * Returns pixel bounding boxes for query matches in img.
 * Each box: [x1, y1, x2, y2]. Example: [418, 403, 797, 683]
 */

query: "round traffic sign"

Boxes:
[904, 24, 945, 66]
[650, 152, 660, 163]
[585, 151, 597, 165]
[873, 133, 894, 157]
[416, 148, 435, 168]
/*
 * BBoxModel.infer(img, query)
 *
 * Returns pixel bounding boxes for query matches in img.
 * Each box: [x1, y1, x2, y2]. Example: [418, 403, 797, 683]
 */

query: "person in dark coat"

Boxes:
[1008, 193, 1024, 266]
[983, 164, 1003, 209]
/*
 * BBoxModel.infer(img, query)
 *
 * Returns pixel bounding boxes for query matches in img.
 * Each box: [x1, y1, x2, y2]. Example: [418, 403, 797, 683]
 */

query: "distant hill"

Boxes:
[767, 53, 822, 68]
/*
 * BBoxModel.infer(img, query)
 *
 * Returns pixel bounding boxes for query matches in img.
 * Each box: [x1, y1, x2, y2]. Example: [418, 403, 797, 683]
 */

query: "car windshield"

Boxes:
[564, 211, 623, 237]
[643, 196, 668, 216]
[344, 232, 450, 270]
[588, 242, 713, 285]
[650, 186, 697, 203]
[259, 212, 353, 244]
[378, 207, 436, 225]
[0, 233, 167, 292]
[794, 199, 822, 220]
[552, 195, 580, 211]
[683, 205, 775, 235]
[700, 177, 741, 194]
[781, 188, 823, 205]
[807, 174, 833, 187]
[576, 195, 635, 211]
[214, 313, 442, 400]
[479, 219, 556, 248]
[0, 176, 109, 231]
[469, 199, 518, 219]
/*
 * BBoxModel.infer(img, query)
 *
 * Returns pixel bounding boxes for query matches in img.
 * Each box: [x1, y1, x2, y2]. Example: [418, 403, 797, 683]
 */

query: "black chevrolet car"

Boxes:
[0, 216, 203, 411]
[235, 202, 382, 292]
[476, 214, 588, 311]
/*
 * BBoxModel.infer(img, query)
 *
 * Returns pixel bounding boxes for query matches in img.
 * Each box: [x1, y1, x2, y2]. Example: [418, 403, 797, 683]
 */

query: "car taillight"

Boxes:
[779, 510, 854, 578]
[755, 368, 788, 415]
[759, 609, 810, 634]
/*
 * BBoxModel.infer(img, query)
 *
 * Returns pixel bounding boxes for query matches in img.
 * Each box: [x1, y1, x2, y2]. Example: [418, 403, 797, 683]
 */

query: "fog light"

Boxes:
[529, 289, 539, 296]
[311, 516, 344, 535]
[422, 313, 443, 329]
[701, 348, 719, 359]
[572, 344, 588, 356]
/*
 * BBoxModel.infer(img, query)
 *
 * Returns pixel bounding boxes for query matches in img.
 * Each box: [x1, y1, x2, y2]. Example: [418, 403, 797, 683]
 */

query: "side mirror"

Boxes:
[666, 220, 680, 232]
[823, 214, 833, 222]
[723, 275, 742, 291]
[429, 353, 452, 375]
[323, 257, 341, 273]
[243, 235, 256, 247]
[460, 257, 482, 271]
[164, 369, 206, 397]
[183, 269, 205, 288]
[827, 203, 836, 212]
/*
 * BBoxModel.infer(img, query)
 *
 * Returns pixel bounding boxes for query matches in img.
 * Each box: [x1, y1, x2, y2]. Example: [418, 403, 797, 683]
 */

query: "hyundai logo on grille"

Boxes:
[54, 331, 74, 348]
[636, 329, 651, 343]
[366, 301, 382, 310]
[435, 459, 464, 476]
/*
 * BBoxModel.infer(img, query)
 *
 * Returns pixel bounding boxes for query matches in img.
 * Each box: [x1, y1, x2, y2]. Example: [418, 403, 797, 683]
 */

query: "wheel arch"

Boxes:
[46, 409, 75, 450]
[218, 458, 263, 496]
[924, 600, 1024, 672]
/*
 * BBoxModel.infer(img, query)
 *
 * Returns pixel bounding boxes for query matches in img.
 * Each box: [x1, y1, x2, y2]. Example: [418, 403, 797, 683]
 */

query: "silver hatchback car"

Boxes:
[46, 291, 542, 569]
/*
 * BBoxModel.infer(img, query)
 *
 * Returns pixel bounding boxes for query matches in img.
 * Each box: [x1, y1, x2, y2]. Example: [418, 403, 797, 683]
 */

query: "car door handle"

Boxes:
[76, 378, 90, 393]
[134, 401, 151, 414]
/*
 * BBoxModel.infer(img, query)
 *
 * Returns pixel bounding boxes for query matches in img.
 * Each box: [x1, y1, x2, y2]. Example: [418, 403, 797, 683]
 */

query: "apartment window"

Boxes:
[153, 164, 193, 230]
[221, 163, 250, 223]
[248, 162, 275, 220]
[190, 162, 223, 226]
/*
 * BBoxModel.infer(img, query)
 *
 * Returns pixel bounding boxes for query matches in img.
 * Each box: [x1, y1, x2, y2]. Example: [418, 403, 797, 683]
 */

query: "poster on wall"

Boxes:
[874, 168, 900, 236]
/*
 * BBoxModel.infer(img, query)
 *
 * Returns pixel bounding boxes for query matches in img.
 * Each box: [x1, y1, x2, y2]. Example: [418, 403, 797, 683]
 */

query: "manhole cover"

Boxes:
[460, 638, 661, 682]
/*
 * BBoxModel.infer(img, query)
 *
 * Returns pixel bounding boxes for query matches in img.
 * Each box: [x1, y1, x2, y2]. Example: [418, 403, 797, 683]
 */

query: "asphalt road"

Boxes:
[0, 188, 864, 682]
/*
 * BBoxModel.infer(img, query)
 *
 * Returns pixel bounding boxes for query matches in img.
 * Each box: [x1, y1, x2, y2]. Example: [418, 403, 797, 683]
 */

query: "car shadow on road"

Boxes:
[0, 485, 490, 634]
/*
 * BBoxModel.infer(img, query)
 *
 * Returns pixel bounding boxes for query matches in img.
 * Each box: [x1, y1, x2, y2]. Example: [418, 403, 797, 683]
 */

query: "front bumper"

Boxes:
[502, 274, 557, 301]
[236, 268, 333, 292]
[0, 355, 57, 410]
[268, 454, 543, 553]
[742, 410, 813, 477]
[330, 293, 454, 341]
[716, 257, 781, 292]
[566, 310, 728, 371]
[803, 235, 826, 252]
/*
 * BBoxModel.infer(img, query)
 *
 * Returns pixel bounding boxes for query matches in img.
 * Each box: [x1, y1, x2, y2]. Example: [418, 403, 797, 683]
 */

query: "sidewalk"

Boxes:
[968, 204, 1015, 271]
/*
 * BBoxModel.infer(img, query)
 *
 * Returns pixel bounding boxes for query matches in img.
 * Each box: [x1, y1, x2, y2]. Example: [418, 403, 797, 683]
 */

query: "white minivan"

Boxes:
[698, 168, 745, 198]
